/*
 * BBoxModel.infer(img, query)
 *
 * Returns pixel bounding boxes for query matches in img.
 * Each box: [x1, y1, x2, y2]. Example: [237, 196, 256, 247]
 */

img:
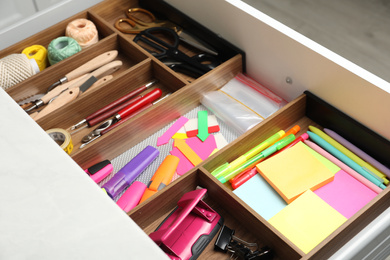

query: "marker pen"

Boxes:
[140, 155, 179, 203]
[102, 145, 159, 199]
[211, 130, 285, 179]
[218, 134, 295, 183]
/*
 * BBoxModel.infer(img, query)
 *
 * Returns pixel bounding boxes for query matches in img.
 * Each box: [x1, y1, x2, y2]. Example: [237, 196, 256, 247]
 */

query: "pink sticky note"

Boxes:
[314, 170, 377, 219]
[170, 147, 194, 175]
[157, 116, 189, 146]
[170, 135, 217, 175]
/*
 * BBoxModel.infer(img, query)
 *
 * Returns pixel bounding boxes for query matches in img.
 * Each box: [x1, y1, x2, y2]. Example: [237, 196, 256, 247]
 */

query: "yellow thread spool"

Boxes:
[22, 45, 48, 72]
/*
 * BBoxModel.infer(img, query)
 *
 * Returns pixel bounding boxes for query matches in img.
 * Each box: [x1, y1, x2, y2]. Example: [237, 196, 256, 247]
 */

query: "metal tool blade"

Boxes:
[17, 94, 45, 105]
[80, 76, 98, 93]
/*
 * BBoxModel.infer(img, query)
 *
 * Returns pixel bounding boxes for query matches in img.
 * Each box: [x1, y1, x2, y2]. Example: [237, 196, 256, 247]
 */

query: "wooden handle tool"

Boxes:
[46, 50, 118, 92]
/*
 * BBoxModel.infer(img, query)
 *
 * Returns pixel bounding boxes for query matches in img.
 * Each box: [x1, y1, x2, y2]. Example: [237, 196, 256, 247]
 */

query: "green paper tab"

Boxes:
[197, 110, 209, 141]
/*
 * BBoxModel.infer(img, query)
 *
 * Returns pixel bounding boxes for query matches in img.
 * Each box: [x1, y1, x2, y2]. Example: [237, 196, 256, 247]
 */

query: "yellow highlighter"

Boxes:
[140, 155, 180, 203]
[211, 130, 285, 179]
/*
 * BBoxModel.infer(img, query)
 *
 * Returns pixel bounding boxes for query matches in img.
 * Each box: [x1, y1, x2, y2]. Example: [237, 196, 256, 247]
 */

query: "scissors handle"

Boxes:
[126, 8, 157, 25]
[136, 27, 211, 73]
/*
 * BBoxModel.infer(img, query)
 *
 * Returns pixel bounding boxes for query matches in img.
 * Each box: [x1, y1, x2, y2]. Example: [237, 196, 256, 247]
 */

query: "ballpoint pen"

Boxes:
[79, 90, 167, 149]
[211, 130, 285, 179]
[218, 134, 295, 184]
[70, 80, 158, 131]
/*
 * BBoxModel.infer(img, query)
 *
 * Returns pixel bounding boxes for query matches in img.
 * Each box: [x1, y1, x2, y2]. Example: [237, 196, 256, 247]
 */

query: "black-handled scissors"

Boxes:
[163, 53, 220, 78]
[115, 8, 218, 56]
[134, 27, 220, 77]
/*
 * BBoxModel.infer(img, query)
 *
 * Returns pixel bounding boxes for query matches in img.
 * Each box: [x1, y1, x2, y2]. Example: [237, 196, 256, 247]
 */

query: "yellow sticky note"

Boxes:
[257, 142, 335, 204]
[172, 126, 188, 139]
[269, 190, 347, 253]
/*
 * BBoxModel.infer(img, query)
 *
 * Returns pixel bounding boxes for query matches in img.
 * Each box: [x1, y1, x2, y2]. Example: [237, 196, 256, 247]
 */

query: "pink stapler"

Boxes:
[149, 188, 223, 260]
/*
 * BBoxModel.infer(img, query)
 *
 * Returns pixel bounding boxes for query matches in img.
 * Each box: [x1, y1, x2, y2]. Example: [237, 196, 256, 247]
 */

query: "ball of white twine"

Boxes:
[0, 54, 37, 90]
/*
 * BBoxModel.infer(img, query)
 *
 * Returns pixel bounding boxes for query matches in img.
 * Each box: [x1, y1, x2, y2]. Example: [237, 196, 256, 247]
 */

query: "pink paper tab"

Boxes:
[170, 135, 217, 175]
[157, 116, 189, 146]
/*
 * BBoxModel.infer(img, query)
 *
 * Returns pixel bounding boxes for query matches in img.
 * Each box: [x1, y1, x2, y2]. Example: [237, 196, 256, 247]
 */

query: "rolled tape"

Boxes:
[22, 45, 48, 72]
[46, 128, 73, 155]
[66, 18, 99, 49]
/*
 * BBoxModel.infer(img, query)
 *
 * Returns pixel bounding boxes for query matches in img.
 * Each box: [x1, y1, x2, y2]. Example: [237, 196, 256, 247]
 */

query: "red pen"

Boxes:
[70, 80, 157, 131]
[80, 88, 163, 148]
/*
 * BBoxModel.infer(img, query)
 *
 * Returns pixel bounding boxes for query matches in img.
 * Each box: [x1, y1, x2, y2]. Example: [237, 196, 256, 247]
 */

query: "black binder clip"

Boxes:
[214, 225, 274, 260]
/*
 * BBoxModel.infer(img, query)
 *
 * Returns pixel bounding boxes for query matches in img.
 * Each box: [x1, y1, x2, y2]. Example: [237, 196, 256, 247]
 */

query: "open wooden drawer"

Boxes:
[1, 0, 390, 259]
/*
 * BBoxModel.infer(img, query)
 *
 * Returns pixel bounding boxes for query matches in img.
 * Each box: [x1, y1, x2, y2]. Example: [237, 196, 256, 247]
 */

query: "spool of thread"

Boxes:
[22, 45, 48, 72]
[0, 53, 39, 90]
[47, 36, 81, 65]
[66, 18, 99, 49]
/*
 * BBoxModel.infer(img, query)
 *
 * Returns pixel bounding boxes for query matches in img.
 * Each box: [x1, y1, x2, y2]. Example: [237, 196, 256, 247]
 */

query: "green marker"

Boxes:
[218, 134, 296, 183]
[211, 130, 285, 179]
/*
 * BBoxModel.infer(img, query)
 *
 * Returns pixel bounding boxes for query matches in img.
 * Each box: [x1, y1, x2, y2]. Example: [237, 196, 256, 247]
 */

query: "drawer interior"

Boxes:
[1, 0, 389, 259]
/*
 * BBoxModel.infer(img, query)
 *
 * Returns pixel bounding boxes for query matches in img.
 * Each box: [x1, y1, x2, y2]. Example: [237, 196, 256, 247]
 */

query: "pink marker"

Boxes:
[84, 160, 113, 183]
[116, 181, 147, 212]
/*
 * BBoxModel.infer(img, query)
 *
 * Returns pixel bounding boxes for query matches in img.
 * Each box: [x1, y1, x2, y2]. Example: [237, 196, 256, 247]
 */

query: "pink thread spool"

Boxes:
[66, 18, 99, 49]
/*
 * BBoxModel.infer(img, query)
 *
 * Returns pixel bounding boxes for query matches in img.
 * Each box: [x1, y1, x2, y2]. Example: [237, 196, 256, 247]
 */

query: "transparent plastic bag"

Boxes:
[221, 73, 286, 118]
[201, 73, 286, 135]
[201, 90, 263, 135]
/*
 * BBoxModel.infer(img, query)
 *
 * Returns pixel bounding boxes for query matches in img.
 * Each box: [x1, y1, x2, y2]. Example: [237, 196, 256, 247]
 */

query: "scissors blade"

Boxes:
[178, 31, 218, 56]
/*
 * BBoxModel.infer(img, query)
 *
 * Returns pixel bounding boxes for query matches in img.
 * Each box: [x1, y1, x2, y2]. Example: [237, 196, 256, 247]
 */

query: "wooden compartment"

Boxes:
[71, 53, 242, 168]
[6, 33, 149, 104]
[90, 0, 245, 82]
[2, 0, 390, 259]
[1, 11, 116, 99]
[191, 92, 390, 259]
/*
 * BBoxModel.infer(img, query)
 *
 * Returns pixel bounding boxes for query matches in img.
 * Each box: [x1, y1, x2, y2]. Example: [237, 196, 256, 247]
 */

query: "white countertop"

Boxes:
[0, 89, 168, 260]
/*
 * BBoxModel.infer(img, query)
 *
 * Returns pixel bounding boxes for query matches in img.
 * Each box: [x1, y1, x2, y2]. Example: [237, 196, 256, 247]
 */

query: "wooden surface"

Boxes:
[242, 0, 390, 83]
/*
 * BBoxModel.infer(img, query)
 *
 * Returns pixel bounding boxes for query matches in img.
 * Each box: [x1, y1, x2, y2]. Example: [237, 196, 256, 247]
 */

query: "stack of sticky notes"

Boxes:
[232, 139, 378, 254]
[234, 138, 377, 253]
[256, 141, 335, 204]
[268, 190, 347, 253]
